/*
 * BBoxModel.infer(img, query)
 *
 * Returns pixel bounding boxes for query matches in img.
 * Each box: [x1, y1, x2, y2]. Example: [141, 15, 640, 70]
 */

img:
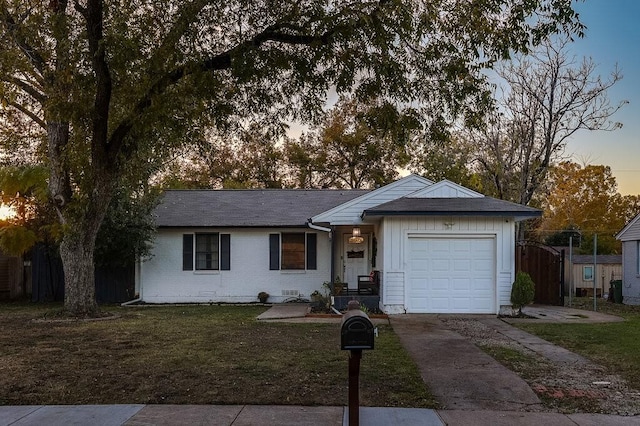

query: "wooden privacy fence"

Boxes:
[31, 244, 135, 304]
[516, 241, 565, 306]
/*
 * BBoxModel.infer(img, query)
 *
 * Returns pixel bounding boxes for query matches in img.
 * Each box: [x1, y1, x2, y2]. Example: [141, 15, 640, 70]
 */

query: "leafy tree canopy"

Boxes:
[537, 161, 640, 254]
[0, 0, 583, 314]
[285, 96, 420, 189]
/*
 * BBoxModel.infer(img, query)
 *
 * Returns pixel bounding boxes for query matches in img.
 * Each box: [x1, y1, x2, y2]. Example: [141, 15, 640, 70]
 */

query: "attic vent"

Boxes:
[281, 289, 299, 297]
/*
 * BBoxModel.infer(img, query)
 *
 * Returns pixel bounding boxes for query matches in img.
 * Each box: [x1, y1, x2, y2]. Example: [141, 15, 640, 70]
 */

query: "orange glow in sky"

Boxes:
[0, 205, 14, 220]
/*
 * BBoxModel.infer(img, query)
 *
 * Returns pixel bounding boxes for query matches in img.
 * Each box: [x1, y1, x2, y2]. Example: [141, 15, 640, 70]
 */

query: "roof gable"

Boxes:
[408, 179, 483, 198]
[617, 213, 640, 241]
[311, 174, 433, 225]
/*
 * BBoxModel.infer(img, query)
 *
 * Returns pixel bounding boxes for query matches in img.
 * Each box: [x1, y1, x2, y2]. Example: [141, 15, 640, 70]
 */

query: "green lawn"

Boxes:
[515, 299, 640, 389]
[0, 303, 435, 407]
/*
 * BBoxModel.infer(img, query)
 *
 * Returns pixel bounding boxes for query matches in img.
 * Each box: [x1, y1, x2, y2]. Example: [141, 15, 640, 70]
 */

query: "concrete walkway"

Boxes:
[512, 304, 625, 324]
[255, 303, 310, 320]
[2, 404, 639, 425]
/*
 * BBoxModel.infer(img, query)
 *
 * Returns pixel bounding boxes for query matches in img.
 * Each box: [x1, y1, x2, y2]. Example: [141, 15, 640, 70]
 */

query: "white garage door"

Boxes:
[407, 237, 495, 313]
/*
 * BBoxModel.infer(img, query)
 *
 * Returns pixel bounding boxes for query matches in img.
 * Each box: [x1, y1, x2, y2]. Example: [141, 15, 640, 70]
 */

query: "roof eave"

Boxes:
[362, 211, 542, 219]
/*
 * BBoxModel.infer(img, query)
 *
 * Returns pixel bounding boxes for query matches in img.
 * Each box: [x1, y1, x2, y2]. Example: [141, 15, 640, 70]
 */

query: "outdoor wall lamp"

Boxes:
[349, 226, 364, 244]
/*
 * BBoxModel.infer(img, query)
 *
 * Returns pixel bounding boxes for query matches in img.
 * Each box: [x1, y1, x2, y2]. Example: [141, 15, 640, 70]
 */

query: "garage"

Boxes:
[407, 236, 496, 313]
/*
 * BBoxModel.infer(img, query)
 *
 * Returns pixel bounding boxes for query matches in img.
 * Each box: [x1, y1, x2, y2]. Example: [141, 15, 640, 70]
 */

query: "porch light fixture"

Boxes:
[349, 226, 364, 244]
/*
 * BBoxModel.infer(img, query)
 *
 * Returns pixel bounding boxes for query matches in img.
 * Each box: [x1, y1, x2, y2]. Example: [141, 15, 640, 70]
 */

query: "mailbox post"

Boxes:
[340, 302, 375, 426]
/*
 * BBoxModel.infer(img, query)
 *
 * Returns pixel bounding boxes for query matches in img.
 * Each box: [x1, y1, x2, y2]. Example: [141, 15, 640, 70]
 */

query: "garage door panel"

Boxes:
[452, 278, 470, 291]
[408, 237, 495, 313]
[453, 259, 471, 272]
[410, 279, 428, 292]
[432, 259, 450, 272]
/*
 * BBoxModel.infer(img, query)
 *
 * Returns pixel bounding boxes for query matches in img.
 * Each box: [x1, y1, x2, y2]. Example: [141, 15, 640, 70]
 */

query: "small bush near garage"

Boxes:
[511, 272, 535, 315]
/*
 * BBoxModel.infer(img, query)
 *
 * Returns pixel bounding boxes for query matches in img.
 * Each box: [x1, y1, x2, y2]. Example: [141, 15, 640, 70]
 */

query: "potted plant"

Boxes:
[258, 291, 269, 304]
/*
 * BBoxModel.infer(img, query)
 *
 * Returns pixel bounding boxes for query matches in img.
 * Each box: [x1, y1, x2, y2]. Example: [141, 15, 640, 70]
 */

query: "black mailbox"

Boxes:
[341, 309, 375, 350]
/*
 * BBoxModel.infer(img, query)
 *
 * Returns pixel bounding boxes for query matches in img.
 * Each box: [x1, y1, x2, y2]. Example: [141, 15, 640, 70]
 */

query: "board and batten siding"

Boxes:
[617, 214, 640, 305]
[621, 241, 640, 304]
[380, 216, 516, 314]
[137, 228, 330, 303]
[311, 174, 432, 225]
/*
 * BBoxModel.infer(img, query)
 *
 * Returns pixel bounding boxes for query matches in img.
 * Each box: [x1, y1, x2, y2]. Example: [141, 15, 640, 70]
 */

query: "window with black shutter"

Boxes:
[183, 233, 231, 271]
[270, 232, 317, 271]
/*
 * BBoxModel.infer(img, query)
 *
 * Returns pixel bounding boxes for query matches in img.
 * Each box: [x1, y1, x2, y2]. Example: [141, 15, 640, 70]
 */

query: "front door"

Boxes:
[343, 234, 369, 291]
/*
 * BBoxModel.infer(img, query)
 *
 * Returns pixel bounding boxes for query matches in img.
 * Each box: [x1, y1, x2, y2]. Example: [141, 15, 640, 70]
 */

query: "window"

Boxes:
[637, 241, 640, 275]
[270, 233, 317, 271]
[196, 233, 219, 270]
[583, 265, 594, 281]
[281, 233, 305, 269]
[183, 233, 230, 271]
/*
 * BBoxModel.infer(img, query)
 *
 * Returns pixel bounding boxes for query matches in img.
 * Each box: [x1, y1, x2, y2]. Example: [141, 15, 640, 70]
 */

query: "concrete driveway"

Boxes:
[390, 314, 544, 411]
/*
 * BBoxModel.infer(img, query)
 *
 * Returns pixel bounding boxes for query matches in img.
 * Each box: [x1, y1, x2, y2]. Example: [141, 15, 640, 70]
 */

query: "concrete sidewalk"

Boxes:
[2, 404, 639, 426]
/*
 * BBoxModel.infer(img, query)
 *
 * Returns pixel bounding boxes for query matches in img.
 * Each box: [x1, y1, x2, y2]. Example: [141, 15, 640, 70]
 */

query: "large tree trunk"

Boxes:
[49, 117, 116, 316]
[58, 183, 113, 316]
[60, 231, 98, 315]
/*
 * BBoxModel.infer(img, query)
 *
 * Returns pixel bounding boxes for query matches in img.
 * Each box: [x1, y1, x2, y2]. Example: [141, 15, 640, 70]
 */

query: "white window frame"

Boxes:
[195, 233, 220, 271]
[583, 265, 594, 281]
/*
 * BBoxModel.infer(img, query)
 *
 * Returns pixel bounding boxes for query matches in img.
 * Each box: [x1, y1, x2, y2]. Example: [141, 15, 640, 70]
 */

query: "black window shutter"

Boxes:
[220, 234, 231, 270]
[306, 233, 317, 270]
[269, 234, 280, 270]
[182, 234, 193, 271]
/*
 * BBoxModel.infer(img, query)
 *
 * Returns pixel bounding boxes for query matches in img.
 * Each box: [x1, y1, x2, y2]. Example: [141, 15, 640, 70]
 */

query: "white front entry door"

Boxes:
[343, 234, 369, 291]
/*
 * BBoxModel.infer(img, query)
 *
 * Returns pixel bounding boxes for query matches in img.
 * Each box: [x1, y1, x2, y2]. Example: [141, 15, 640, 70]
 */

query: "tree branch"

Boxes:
[84, 0, 112, 170]
[6, 100, 46, 129]
[0, 4, 47, 77]
[107, 22, 337, 156]
[1, 75, 46, 103]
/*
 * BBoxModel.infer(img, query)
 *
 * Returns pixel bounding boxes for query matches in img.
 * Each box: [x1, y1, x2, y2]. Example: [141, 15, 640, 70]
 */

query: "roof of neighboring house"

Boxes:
[362, 197, 542, 218]
[616, 212, 640, 241]
[571, 255, 622, 265]
[154, 189, 370, 227]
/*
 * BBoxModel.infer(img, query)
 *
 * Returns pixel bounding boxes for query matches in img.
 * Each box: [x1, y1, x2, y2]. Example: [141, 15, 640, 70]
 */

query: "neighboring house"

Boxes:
[616, 213, 640, 305]
[136, 174, 541, 314]
[567, 254, 622, 297]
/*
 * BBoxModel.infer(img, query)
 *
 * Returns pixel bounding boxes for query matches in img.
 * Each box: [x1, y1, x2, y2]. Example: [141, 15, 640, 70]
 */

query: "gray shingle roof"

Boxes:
[154, 189, 370, 227]
[362, 197, 542, 217]
[571, 255, 622, 265]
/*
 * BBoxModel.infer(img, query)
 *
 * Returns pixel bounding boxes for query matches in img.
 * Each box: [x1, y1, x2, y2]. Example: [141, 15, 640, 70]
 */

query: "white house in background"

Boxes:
[136, 174, 541, 314]
[616, 213, 640, 305]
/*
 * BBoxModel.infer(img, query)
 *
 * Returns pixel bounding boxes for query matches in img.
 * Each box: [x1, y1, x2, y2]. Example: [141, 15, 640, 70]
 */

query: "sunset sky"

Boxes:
[564, 0, 640, 195]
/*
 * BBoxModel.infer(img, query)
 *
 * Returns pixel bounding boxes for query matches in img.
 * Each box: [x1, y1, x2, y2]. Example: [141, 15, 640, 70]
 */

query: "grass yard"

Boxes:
[515, 298, 640, 390]
[0, 303, 435, 408]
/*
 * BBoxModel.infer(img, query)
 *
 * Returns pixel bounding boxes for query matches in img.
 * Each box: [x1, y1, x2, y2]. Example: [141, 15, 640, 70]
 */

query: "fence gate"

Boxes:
[516, 241, 564, 306]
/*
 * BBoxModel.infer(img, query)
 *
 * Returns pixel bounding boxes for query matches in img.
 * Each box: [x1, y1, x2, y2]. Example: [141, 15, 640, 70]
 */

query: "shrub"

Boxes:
[511, 272, 535, 315]
[257, 292, 269, 303]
